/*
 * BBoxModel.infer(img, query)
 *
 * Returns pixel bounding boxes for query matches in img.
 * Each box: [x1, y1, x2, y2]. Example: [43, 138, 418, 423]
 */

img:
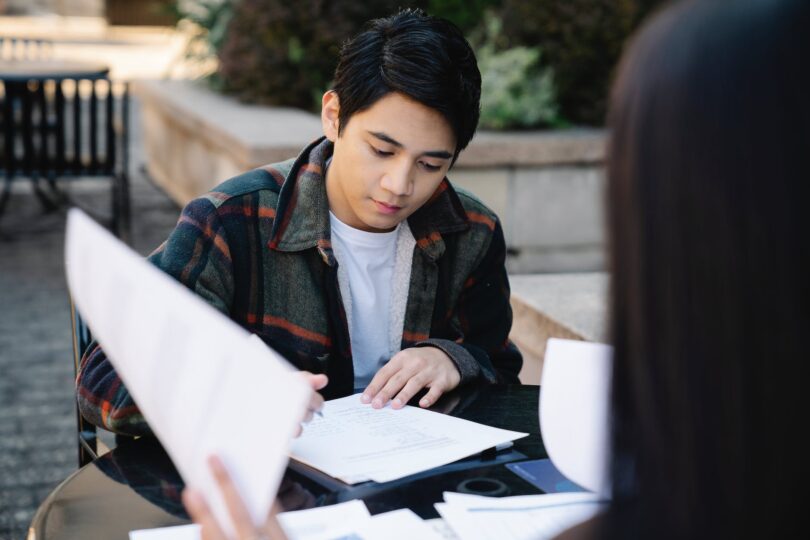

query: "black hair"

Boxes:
[605, 0, 810, 537]
[332, 8, 481, 163]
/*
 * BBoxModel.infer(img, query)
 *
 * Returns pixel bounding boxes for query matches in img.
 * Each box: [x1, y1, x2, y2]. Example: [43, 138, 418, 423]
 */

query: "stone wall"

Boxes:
[134, 79, 607, 274]
[5, 0, 102, 16]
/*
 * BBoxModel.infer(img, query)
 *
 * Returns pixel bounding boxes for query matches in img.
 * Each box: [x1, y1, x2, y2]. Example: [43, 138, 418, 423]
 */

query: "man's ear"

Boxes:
[321, 91, 340, 142]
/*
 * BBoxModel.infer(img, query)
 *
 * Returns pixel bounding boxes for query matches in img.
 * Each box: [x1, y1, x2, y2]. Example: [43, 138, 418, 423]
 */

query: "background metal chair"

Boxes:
[70, 297, 99, 468]
[71, 299, 136, 467]
[0, 75, 131, 240]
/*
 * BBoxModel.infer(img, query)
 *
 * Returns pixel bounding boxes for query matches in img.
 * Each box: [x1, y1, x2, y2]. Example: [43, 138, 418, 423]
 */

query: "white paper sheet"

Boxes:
[277, 499, 371, 540]
[354, 509, 443, 540]
[129, 524, 200, 540]
[289, 394, 527, 484]
[279, 502, 443, 540]
[437, 492, 606, 540]
[127, 505, 443, 540]
[65, 209, 310, 535]
[539, 338, 613, 495]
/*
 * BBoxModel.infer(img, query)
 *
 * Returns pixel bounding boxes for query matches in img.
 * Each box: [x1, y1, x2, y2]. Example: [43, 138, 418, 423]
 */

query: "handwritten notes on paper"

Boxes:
[289, 394, 527, 484]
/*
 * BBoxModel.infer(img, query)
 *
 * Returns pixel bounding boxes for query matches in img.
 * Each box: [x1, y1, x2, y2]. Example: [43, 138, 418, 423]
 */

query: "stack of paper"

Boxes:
[65, 210, 311, 535]
[278, 500, 444, 540]
[289, 394, 528, 484]
[436, 491, 607, 540]
[131, 501, 444, 540]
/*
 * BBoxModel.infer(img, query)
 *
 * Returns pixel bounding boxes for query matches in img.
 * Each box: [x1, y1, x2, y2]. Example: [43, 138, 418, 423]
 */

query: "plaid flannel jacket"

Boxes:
[77, 137, 522, 436]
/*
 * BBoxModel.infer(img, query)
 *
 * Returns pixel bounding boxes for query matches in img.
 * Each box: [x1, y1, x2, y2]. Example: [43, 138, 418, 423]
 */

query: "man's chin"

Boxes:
[360, 216, 402, 233]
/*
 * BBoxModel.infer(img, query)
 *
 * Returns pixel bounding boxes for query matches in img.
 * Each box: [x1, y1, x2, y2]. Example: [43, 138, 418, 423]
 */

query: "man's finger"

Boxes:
[208, 456, 257, 538]
[392, 375, 427, 409]
[361, 359, 401, 403]
[182, 488, 227, 540]
[419, 385, 445, 408]
[372, 367, 413, 409]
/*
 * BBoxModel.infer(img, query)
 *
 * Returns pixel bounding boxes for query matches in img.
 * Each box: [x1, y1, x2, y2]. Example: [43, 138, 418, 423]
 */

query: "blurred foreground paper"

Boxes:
[437, 491, 606, 540]
[540, 338, 612, 495]
[129, 524, 200, 540]
[65, 209, 310, 535]
[277, 500, 442, 540]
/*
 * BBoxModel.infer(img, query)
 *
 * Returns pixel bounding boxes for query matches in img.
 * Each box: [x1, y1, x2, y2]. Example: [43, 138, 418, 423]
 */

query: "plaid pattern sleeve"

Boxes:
[76, 196, 235, 436]
[416, 218, 522, 384]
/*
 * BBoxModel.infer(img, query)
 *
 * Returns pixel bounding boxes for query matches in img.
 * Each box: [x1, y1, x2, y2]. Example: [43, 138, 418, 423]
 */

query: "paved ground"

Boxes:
[0, 100, 180, 539]
[1, 16, 193, 538]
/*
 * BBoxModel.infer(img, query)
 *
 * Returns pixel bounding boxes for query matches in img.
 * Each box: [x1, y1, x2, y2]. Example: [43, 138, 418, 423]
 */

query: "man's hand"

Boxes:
[361, 347, 460, 410]
[295, 371, 328, 437]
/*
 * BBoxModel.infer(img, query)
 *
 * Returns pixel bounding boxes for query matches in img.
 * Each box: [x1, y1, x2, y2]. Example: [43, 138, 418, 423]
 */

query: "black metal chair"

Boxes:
[71, 298, 136, 467]
[70, 297, 99, 468]
[0, 76, 131, 240]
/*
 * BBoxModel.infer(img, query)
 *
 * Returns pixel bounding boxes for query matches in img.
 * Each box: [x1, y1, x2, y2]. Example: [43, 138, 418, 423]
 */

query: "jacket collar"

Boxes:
[269, 137, 470, 263]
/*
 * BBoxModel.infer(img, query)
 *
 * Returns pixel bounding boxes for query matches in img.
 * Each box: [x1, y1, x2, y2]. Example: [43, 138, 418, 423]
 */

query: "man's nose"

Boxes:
[380, 161, 413, 197]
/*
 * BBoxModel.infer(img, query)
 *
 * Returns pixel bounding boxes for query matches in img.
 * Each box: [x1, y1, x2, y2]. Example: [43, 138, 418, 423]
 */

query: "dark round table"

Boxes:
[29, 385, 546, 540]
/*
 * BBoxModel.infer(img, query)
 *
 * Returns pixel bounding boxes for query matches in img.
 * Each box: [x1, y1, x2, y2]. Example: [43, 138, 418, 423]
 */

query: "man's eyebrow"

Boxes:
[368, 131, 453, 160]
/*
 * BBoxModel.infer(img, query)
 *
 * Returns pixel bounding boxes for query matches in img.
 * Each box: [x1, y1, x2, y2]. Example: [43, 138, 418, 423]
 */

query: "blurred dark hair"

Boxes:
[332, 8, 481, 163]
[605, 0, 810, 537]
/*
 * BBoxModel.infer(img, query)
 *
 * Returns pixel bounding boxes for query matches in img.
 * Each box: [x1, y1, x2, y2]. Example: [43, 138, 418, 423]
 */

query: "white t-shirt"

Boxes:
[329, 211, 399, 390]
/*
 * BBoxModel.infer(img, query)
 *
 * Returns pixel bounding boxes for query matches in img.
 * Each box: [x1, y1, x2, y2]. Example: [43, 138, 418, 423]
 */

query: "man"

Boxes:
[77, 9, 522, 436]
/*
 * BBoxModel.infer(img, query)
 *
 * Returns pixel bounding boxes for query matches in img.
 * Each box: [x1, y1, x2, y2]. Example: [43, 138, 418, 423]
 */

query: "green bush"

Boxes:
[173, 0, 665, 128]
[499, 0, 665, 125]
[215, 0, 426, 111]
[172, 0, 235, 82]
[476, 16, 560, 129]
[426, 0, 501, 33]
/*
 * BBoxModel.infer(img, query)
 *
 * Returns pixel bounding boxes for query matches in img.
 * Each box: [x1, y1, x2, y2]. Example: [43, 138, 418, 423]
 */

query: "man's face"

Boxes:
[322, 91, 456, 233]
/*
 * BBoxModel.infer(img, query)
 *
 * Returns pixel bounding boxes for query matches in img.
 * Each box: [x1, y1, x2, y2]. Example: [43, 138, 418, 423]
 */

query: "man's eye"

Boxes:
[372, 146, 394, 157]
[421, 162, 441, 172]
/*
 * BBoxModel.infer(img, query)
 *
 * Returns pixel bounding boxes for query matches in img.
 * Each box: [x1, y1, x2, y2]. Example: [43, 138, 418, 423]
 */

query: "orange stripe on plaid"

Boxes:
[426, 179, 449, 204]
[466, 211, 496, 231]
[262, 315, 332, 346]
[178, 215, 233, 263]
[402, 330, 429, 342]
[212, 235, 231, 261]
[299, 163, 322, 176]
[181, 234, 205, 282]
[101, 401, 110, 425]
[260, 165, 286, 187]
[217, 205, 276, 219]
[417, 231, 442, 249]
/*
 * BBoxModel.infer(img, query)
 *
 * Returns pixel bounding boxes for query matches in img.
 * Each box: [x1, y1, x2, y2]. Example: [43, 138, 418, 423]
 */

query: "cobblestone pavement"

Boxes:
[0, 98, 180, 540]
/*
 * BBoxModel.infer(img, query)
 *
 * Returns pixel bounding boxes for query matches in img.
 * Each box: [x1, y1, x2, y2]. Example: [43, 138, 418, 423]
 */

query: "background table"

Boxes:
[29, 384, 546, 540]
[0, 60, 109, 81]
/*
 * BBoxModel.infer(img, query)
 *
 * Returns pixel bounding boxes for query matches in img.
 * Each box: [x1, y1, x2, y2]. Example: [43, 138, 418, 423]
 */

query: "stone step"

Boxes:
[509, 272, 608, 384]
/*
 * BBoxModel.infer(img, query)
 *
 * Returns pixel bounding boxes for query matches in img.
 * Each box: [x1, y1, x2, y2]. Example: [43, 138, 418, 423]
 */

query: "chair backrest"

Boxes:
[70, 296, 99, 467]
[1, 75, 131, 239]
[0, 37, 53, 61]
[1, 77, 130, 181]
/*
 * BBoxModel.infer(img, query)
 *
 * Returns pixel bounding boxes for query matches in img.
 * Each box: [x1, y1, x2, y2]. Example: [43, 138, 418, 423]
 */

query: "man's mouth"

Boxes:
[373, 200, 402, 214]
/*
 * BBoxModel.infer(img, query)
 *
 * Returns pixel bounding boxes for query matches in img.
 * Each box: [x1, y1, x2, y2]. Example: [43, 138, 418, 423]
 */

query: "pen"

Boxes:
[480, 441, 514, 458]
